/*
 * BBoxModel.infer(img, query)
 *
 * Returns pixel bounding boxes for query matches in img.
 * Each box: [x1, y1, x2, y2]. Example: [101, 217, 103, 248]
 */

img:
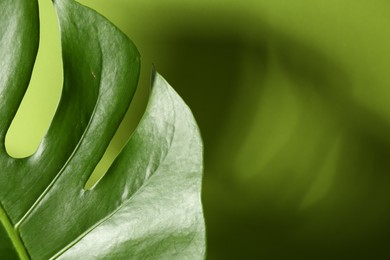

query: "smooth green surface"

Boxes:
[6, 0, 390, 259]
[1, 0, 204, 259]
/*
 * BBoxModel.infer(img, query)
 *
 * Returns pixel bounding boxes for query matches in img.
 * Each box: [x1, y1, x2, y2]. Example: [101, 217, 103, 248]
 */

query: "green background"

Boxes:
[7, 0, 390, 258]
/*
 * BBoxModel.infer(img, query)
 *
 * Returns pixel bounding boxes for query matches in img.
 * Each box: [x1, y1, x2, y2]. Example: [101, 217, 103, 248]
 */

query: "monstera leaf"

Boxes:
[0, 0, 205, 259]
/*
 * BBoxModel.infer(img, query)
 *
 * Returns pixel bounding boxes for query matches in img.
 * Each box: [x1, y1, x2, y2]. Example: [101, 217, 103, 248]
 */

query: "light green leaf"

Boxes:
[0, 0, 205, 259]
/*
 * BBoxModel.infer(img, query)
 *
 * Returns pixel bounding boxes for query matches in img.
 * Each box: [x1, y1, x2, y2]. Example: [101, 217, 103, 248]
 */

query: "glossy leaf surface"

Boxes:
[0, 0, 205, 259]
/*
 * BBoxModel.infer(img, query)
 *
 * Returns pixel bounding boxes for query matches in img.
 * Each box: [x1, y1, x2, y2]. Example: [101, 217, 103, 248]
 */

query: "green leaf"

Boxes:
[0, 0, 205, 259]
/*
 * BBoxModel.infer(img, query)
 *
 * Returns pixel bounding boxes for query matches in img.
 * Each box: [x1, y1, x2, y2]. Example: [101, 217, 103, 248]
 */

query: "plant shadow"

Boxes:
[111, 3, 390, 259]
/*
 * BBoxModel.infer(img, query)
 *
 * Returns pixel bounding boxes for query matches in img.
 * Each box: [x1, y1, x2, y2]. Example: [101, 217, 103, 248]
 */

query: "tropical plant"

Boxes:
[0, 0, 205, 259]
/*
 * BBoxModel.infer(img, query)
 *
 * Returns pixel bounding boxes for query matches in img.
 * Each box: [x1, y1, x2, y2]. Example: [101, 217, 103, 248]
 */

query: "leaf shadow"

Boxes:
[111, 3, 390, 259]
[155, 19, 390, 260]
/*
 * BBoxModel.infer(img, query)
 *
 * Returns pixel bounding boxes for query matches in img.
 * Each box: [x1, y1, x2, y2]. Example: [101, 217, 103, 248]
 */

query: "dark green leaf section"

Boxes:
[0, 0, 39, 222]
[0, 204, 29, 259]
[21, 72, 205, 259]
[0, 0, 39, 141]
[0, 224, 19, 260]
[0, 0, 139, 224]
[0, 0, 204, 259]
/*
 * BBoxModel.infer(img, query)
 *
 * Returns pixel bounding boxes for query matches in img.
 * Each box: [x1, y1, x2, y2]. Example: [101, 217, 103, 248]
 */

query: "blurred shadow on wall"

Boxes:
[113, 4, 390, 259]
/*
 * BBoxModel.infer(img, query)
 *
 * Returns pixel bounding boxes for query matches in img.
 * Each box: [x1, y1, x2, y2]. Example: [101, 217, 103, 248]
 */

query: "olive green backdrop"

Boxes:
[7, 0, 390, 259]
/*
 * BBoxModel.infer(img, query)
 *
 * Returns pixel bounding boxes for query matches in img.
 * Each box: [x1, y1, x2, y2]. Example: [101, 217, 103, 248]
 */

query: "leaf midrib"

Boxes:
[0, 203, 29, 260]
